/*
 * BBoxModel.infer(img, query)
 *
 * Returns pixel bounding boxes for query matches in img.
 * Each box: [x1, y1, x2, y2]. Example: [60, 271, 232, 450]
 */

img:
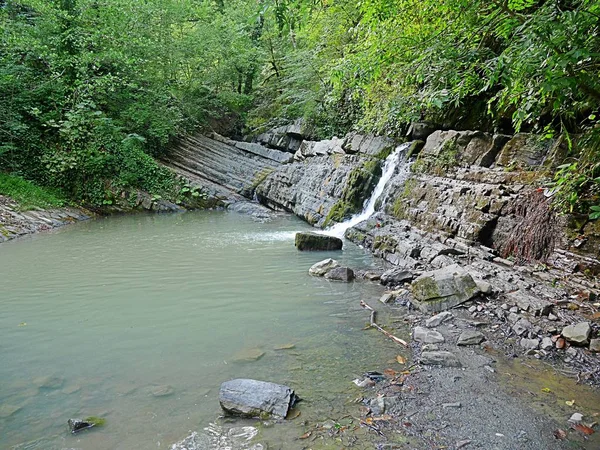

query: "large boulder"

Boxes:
[295, 232, 343, 251]
[411, 264, 480, 312]
[219, 379, 299, 419]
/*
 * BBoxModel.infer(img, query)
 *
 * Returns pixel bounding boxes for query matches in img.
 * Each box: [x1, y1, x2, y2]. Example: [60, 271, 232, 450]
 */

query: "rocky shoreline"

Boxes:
[0, 195, 92, 244]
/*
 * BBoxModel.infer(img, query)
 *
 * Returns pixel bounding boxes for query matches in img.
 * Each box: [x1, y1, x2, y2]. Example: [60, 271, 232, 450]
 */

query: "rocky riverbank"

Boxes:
[161, 121, 600, 448]
[0, 195, 92, 243]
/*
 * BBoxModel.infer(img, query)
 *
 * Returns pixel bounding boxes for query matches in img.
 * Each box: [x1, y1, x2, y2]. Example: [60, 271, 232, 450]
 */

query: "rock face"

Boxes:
[295, 232, 343, 251]
[562, 322, 591, 345]
[324, 266, 355, 282]
[219, 379, 299, 419]
[411, 265, 480, 312]
[308, 258, 340, 276]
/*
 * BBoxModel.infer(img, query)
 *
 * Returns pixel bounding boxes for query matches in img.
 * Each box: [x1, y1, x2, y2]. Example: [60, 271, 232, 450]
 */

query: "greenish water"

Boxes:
[0, 211, 406, 449]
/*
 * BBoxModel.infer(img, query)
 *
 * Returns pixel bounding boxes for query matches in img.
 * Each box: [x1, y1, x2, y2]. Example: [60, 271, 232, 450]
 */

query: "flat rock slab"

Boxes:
[420, 351, 461, 367]
[504, 291, 552, 316]
[413, 326, 445, 344]
[380, 268, 414, 286]
[219, 379, 299, 419]
[411, 264, 480, 312]
[308, 258, 339, 276]
[425, 311, 453, 328]
[457, 330, 485, 346]
[295, 232, 343, 251]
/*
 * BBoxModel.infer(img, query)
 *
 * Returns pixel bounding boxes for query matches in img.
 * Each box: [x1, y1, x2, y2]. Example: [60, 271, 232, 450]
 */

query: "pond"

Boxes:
[0, 211, 407, 449]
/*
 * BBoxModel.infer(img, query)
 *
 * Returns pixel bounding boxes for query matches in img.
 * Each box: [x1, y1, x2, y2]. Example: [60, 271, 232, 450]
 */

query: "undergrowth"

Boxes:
[0, 173, 66, 210]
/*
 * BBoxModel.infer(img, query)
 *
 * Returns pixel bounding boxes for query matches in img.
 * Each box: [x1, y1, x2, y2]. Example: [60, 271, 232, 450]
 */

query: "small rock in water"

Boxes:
[68, 418, 94, 434]
[274, 343, 295, 350]
[363, 271, 381, 281]
[34, 375, 64, 389]
[308, 258, 339, 276]
[232, 348, 265, 362]
[324, 266, 355, 282]
[151, 385, 175, 397]
[219, 379, 299, 419]
[457, 330, 485, 346]
[413, 326, 445, 344]
[0, 404, 22, 418]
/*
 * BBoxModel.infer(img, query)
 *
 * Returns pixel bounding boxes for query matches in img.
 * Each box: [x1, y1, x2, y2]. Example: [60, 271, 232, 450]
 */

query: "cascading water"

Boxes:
[325, 142, 411, 238]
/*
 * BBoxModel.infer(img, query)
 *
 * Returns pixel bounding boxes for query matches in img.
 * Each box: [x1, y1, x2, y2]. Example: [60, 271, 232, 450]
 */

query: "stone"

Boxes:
[442, 402, 462, 408]
[420, 351, 461, 367]
[520, 338, 540, 350]
[379, 293, 395, 304]
[413, 326, 445, 344]
[308, 258, 340, 276]
[568, 413, 583, 424]
[406, 122, 438, 141]
[68, 418, 95, 434]
[541, 337, 553, 350]
[475, 280, 492, 295]
[457, 330, 485, 346]
[496, 133, 553, 168]
[295, 232, 343, 251]
[411, 264, 480, 312]
[380, 268, 414, 286]
[561, 322, 591, 345]
[504, 291, 552, 316]
[151, 385, 174, 397]
[590, 339, 600, 352]
[34, 375, 64, 389]
[232, 348, 265, 362]
[422, 344, 439, 351]
[425, 311, 453, 328]
[548, 313, 558, 321]
[219, 379, 299, 419]
[364, 271, 381, 281]
[512, 318, 532, 336]
[324, 267, 355, 282]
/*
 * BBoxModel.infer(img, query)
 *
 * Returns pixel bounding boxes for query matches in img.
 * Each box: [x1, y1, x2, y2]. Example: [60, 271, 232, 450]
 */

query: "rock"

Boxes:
[411, 264, 480, 312]
[504, 291, 552, 316]
[219, 379, 299, 419]
[590, 339, 600, 352]
[548, 313, 558, 321]
[309, 258, 340, 276]
[274, 343, 295, 350]
[457, 330, 485, 346]
[295, 232, 343, 251]
[556, 337, 566, 349]
[151, 385, 174, 397]
[425, 311, 453, 328]
[34, 375, 64, 389]
[541, 337, 553, 350]
[561, 322, 591, 345]
[475, 280, 492, 295]
[422, 344, 439, 351]
[413, 326, 445, 344]
[0, 404, 22, 418]
[232, 348, 265, 362]
[324, 267, 355, 282]
[379, 293, 395, 304]
[512, 318, 532, 336]
[68, 418, 95, 434]
[568, 413, 583, 424]
[363, 271, 381, 281]
[380, 268, 413, 286]
[420, 351, 461, 367]
[520, 338, 540, 350]
[496, 133, 553, 168]
[442, 402, 462, 408]
[406, 122, 439, 141]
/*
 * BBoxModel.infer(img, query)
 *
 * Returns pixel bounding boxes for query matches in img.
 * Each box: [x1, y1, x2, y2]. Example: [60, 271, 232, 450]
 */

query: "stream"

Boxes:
[0, 211, 407, 449]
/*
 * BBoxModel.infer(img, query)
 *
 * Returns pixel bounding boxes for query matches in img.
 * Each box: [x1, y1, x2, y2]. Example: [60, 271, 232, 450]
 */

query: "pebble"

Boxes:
[442, 402, 461, 408]
[468, 306, 477, 313]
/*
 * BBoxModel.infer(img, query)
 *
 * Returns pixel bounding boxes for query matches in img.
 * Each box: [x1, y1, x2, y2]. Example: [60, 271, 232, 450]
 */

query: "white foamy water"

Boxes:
[325, 142, 410, 238]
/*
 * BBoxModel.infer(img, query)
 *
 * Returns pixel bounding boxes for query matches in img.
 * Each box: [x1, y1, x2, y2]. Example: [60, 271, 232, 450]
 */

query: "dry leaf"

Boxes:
[299, 431, 312, 439]
[553, 429, 567, 440]
[573, 424, 595, 435]
[384, 368, 398, 377]
[565, 400, 575, 406]
[396, 355, 406, 365]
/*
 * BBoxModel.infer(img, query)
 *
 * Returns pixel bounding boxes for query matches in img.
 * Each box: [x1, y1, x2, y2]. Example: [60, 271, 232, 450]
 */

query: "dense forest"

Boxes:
[1, 0, 599, 213]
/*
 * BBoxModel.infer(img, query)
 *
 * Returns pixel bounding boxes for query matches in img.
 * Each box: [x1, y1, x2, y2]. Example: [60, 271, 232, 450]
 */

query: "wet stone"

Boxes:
[219, 379, 299, 419]
[308, 258, 339, 276]
[151, 385, 174, 397]
[324, 266, 355, 282]
[295, 232, 342, 251]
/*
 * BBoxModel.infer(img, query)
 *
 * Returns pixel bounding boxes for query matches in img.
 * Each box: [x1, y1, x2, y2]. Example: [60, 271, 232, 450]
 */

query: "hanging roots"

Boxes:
[501, 189, 558, 263]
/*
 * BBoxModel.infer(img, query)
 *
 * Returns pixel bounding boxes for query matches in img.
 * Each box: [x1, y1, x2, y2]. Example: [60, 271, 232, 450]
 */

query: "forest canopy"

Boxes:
[1, 0, 599, 208]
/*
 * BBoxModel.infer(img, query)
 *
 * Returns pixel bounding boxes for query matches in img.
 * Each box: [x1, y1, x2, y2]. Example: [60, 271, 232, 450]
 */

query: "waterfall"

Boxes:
[325, 142, 410, 238]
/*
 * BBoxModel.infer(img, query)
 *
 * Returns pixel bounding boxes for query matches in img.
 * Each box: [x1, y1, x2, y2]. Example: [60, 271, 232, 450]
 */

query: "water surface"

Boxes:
[0, 211, 404, 449]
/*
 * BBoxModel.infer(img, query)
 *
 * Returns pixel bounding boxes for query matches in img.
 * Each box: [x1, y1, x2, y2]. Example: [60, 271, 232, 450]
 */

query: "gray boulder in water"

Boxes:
[295, 232, 342, 251]
[219, 379, 299, 419]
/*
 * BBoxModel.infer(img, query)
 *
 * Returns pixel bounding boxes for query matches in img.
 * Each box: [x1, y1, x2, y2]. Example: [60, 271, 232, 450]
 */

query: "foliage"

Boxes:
[0, 173, 66, 210]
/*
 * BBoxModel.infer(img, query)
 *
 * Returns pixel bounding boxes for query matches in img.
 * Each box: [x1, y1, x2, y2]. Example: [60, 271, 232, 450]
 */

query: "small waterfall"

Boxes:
[325, 142, 410, 238]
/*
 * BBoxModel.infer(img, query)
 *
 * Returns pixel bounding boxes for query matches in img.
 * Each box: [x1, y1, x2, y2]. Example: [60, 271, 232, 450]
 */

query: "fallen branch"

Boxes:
[360, 300, 409, 347]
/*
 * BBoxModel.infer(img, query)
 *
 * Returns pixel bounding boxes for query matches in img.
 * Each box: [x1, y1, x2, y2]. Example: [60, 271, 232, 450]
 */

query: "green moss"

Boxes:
[251, 168, 274, 190]
[410, 138, 459, 175]
[84, 416, 106, 427]
[391, 179, 418, 219]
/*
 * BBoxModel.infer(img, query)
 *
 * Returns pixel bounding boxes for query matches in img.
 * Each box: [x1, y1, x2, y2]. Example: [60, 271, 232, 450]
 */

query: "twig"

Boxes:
[360, 300, 409, 347]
